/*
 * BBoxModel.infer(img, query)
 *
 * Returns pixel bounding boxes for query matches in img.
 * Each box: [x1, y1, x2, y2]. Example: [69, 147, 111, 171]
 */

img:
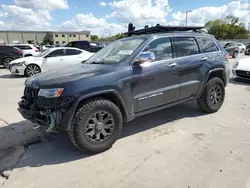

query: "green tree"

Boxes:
[91, 35, 99, 41]
[205, 15, 249, 39]
[42, 32, 54, 45]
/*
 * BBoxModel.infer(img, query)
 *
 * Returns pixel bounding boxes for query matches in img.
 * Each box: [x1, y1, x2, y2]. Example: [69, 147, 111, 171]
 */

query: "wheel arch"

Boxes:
[2, 57, 14, 66]
[61, 89, 129, 131]
[24, 63, 41, 76]
[197, 68, 227, 99]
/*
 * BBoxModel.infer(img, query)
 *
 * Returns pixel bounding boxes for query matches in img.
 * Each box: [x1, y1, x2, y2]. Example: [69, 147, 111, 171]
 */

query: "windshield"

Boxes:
[34, 49, 52, 57]
[85, 38, 146, 64]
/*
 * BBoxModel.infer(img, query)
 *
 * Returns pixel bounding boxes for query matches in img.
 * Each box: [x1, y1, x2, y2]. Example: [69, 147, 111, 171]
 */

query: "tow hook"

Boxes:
[33, 124, 40, 129]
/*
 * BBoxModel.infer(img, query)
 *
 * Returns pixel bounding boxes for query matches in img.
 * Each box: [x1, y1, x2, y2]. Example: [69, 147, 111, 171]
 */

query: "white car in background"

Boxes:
[8, 47, 94, 77]
[9, 44, 40, 57]
[232, 58, 250, 80]
[237, 43, 246, 53]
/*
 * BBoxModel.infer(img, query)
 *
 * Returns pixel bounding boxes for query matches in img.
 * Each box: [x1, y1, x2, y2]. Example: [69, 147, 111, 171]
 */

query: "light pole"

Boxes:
[184, 10, 192, 26]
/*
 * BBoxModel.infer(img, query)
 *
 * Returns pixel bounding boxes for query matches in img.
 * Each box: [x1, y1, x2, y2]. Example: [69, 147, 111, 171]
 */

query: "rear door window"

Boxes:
[66, 49, 82, 56]
[48, 49, 65, 57]
[196, 37, 219, 53]
[172, 37, 199, 58]
[77, 41, 90, 49]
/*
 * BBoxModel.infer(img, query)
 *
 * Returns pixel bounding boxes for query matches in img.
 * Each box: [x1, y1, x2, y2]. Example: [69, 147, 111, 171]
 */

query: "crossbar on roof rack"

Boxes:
[125, 24, 205, 36]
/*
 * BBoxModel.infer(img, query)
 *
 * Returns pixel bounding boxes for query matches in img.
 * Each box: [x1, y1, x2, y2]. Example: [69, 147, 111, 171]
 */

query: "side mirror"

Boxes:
[133, 51, 155, 66]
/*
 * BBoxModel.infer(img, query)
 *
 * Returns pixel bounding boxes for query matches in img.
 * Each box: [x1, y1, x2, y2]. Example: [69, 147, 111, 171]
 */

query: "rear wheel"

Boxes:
[25, 64, 41, 77]
[2, 57, 13, 68]
[197, 77, 225, 113]
[69, 98, 123, 153]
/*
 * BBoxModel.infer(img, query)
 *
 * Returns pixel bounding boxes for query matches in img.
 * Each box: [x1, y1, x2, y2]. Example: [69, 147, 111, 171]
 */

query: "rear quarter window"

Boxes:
[196, 37, 219, 53]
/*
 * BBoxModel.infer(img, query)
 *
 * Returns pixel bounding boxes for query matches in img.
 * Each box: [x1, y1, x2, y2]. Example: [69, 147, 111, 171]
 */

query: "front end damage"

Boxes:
[18, 86, 76, 132]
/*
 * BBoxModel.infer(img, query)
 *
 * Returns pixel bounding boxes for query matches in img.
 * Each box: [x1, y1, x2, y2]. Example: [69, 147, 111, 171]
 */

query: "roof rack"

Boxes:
[125, 23, 205, 36]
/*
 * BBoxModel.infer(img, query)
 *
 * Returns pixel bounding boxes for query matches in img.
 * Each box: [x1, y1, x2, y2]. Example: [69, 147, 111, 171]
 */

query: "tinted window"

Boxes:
[172, 37, 199, 58]
[196, 37, 219, 53]
[66, 41, 77, 48]
[78, 41, 90, 49]
[15, 45, 32, 50]
[48, 49, 64, 57]
[143, 37, 172, 61]
[66, 49, 82, 56]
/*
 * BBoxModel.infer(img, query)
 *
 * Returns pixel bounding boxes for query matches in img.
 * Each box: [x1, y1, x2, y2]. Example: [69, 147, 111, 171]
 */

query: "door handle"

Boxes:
[168, 62, 177, 67]
[201, 57, 208, 61]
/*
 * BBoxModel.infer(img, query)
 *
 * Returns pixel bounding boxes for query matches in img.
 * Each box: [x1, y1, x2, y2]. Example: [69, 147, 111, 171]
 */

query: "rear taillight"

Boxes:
[35, 49, 39, 52]
[226, 53, 230, 61]
[15, 50, 23, 55]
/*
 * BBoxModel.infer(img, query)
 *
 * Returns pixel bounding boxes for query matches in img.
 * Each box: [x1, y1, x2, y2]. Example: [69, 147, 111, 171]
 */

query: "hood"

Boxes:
[25, 63, 114, 87]
[237, 58, 250, 71]
[10, 56, 41, 64]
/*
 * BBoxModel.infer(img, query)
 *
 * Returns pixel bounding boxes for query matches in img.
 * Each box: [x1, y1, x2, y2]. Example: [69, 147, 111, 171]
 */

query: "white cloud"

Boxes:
[99, 1, 107, 7]
[0, 0, 68, 30]
[171, 1, 250, 26]
[14, 0, 68, 11]
[59, 13, 127, 36]
[0, 21, 6, 29]
[1, 5, 52, 30]
[108, 0, 171, 27]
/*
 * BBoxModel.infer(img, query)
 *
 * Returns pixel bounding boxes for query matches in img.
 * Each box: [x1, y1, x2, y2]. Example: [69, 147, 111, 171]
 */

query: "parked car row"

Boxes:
[8, 47, 94, 77]
[0, 45, 23, 68]
[0, 40, 104, 70]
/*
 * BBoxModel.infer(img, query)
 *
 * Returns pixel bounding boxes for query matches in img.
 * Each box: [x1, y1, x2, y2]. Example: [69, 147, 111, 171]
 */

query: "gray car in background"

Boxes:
[220, 41, 239, 58]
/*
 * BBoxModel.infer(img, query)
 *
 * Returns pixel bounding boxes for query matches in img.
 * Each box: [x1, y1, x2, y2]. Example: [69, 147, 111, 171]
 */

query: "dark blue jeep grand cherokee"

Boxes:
[18, 26, 230, 153]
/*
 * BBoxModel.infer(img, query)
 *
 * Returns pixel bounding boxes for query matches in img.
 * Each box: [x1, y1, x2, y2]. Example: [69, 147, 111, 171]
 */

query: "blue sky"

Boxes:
[0, 0, 249, 35]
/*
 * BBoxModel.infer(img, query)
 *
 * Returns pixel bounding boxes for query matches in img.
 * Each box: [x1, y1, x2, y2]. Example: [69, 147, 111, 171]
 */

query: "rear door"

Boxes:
[64, 49, 84, 65]
[42, 49, 66, 71]
[171, 36, 203, 100]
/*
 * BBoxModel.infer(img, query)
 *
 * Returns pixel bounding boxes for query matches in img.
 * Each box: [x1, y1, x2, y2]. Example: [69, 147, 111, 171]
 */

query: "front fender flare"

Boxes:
[60, 89, 128, 131]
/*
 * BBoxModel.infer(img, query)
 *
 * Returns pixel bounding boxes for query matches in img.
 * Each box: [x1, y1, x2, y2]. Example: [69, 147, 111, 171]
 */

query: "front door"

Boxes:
[131, 37, 179, 113]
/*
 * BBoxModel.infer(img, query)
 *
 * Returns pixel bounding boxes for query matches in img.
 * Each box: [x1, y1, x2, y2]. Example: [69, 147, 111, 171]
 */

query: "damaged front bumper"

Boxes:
[18, 95, 76, 132]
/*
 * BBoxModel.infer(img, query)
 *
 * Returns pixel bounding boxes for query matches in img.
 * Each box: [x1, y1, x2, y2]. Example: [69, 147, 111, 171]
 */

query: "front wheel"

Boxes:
[69, 98, 123, 153]
[197, 77, 225, 113]
[25, 64, 41, 77]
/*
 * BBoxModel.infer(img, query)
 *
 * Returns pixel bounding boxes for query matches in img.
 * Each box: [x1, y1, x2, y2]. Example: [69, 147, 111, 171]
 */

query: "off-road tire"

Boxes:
[69, 98, 123, 153]
[197, 77, 225, 113]
[233, 51, 238, 58]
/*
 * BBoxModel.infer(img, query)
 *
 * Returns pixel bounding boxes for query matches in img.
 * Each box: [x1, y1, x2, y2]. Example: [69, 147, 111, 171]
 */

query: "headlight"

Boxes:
[38, 88, 64, 98]
[233, 62, 239, 69]
[13, 61, 26, 66]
